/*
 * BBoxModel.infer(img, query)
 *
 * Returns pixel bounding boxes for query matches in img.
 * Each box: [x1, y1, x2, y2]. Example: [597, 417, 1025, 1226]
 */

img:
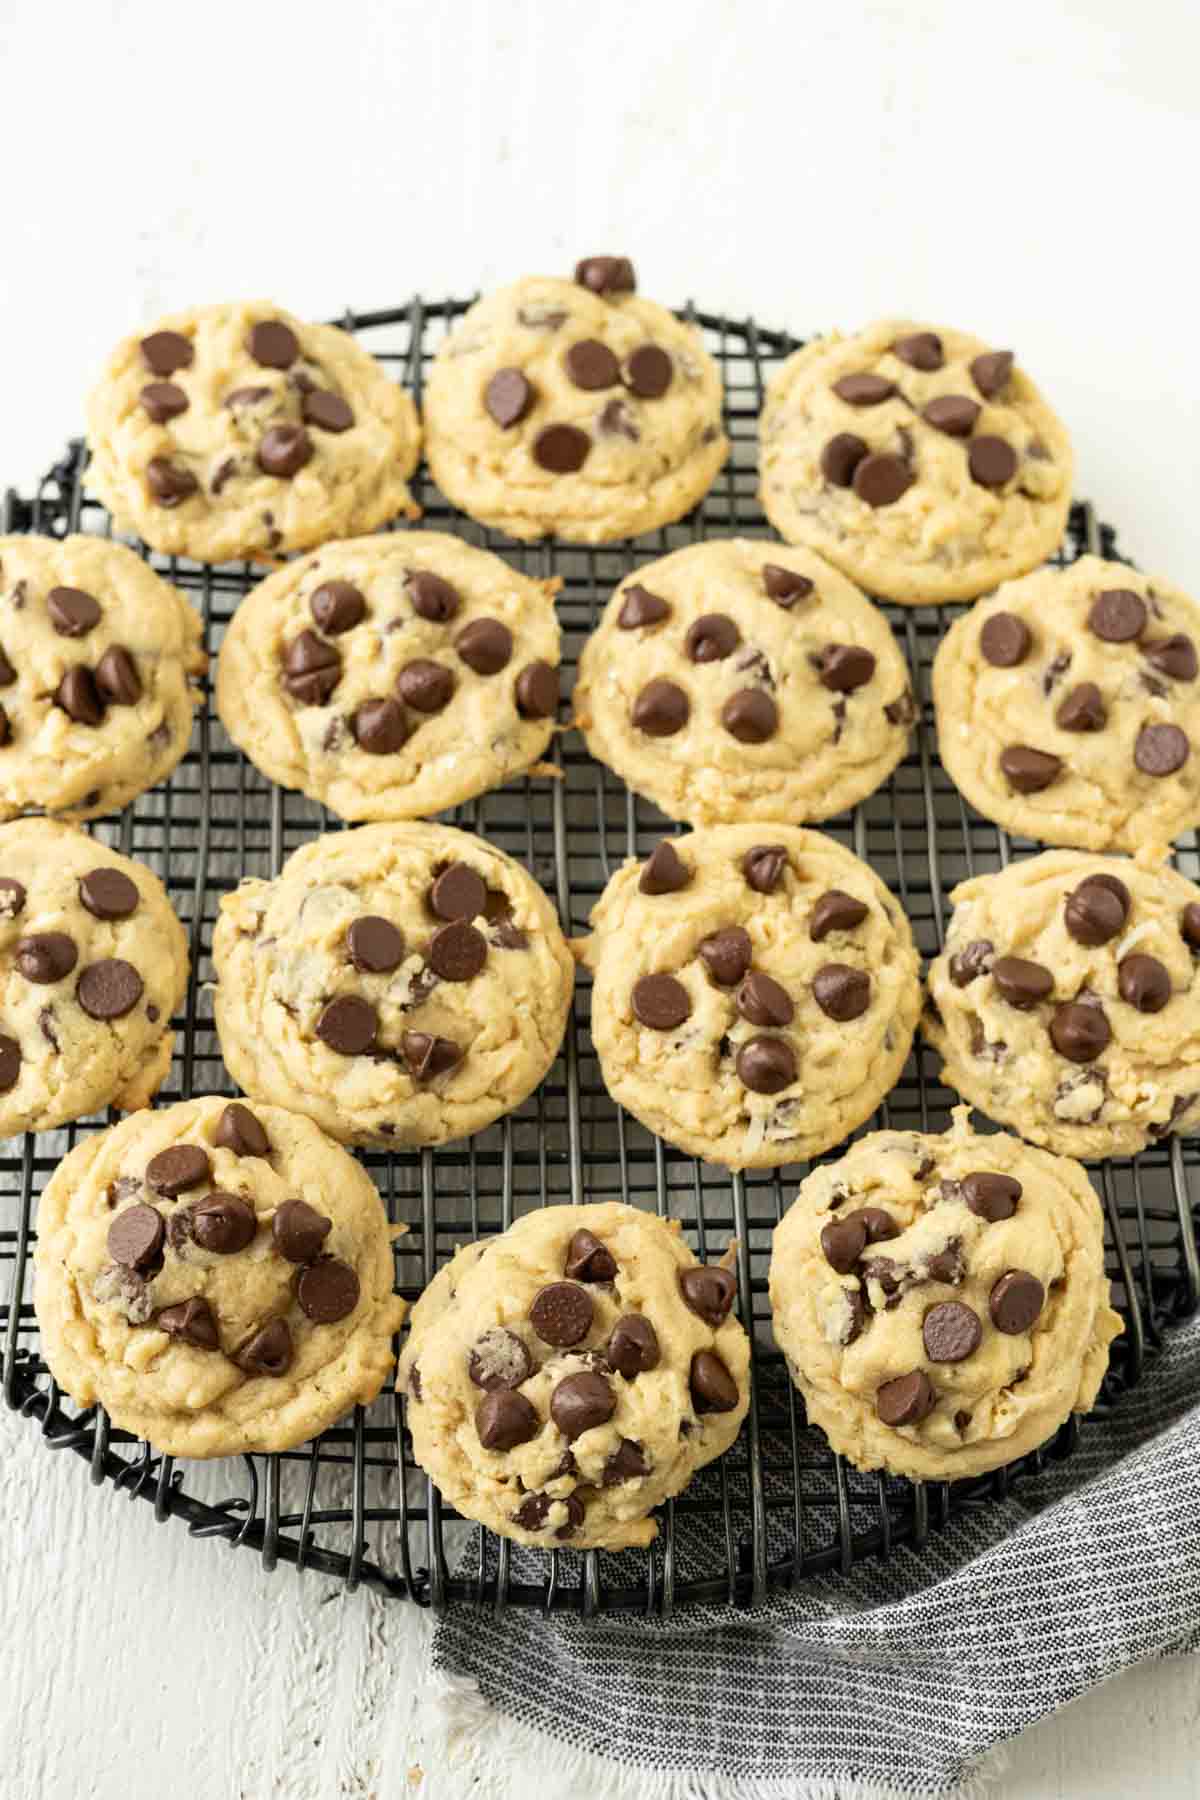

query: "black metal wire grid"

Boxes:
[3, 300, 1199, 1618]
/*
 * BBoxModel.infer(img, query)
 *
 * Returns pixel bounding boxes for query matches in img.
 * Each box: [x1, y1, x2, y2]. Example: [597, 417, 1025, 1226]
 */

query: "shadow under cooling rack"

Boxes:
[3, 298, 1199, 1615]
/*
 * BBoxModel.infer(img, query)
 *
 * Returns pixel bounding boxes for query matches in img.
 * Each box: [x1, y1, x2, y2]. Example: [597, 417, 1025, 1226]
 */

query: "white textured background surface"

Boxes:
[3, 1, 1199, 1795]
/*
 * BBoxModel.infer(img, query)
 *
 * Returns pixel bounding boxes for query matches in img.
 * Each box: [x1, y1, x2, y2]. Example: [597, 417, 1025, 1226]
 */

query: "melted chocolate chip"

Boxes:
[564, 338, 620, 390]
[893, 331, 943, 370]
[0, 879, 26, 918]
[157, 1297, 219, 1350]
[107, 1203, 165, 1271]
[146, 457, 199, 506]
[146, 1145, 210, 1197]
[347, 916, 405, 974]
[532, 423, 590, 473]
[574, 255, 636, 295]
[468, 1327, 533, 1391]
[302, 390, 354, 432]
[16, 932, 78, 984]
[833, 373, 897, 406]
[1135, 723, 1189, 776]
[141, 330, 194, 377]
[55, 666, 104, 726]
[401, 1031, 461, 1080]
[603, 1440, 650, 1485]
[1089, 588, 1146, 643]
[77, 959, 143, 1019]
[968, 436, 1017, 487]
[853, 453, 913, 507]
[141, 381, 189, 423]
[485, 367, 534, 427]
[1056, 681, 1106, 732]
[989, 1270, 1044, 1334]
[961, 1172, 1021, 1222]
[821, 1214, 868, 1274]
[236, 1318, 294, 1377]
[551, 1370, 615, 1440]
[1143, 635, 1198, 682]
[876, 1370, 936, 1427]
[429, 920, 487, 982]
[47, 586, 101, 638]
[0, 1035, 19, 1093]
[980, 612, 1031, 667]
[257, 423, 313, 478]
[298, 1257, 360, 1323]
[431, 863, 487, 922]
[248, 319, 300, 368]
[597, 396, 639, 439]
[1050, 1001, 1111, 1063]
[316, 995, 378, 1055]
[623, 344, 673, 398]
[922, 1301, 982, 1363]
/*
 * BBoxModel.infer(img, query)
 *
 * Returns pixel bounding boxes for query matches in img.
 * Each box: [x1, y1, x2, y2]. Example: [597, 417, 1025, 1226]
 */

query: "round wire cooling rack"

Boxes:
[3, 298, 1200, 1617]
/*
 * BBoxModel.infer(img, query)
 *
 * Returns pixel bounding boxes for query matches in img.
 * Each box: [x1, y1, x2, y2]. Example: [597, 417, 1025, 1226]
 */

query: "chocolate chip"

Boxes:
[516, 660, 558, 719]
[685, 613, 740, 663]
[737, 970, 794, 1027]
[311, 580, 366, 634]
[961, 1172, 1021, 1222]
[224, 386, 272, 411]
[679, 1264, 736, 1326]
[1135, 723, 1189, 776]
[1089, 587, 1147, 643]
[352, 697, 409, 753]
[853, 453, 912, 507]
[302, 389, 354, 432]
[876, 1370, 936, 1427]
[999, 745, 1062, 793]
[272, 1198, 332, 1264]
[107, 1203, 165, 1271]
[970, 351, 1013, 399]
[146, 457, 198, 506]
[141, 330, 194, 376]
[550, 1370, 615, 1440]
[1055, 681, 1106, 732]
[316, 995, 378, 1054]
[607, 1314, 661, 1378]
[140, 381, 189, 423]
[215, 1103, 269, 1157]
[146, 1145, 210, 1197]
[574, 255, 636, 295]
[455, 618, 513, 676]
[236, 1318, 293, 1377]
[639, 839, 690, 895]
[388, 660, 453, 720]
[735, 1035, 796, 1093]
[426, 866, 485, 928]
[813, 963, 871, 1021]
[603, 1440, 650, 1485]
[816, 644, 877, 692]
[689, 1350, 738, 1414]
[564, 338, 620, 390]
[632, 972, 690, 1030]
[0, 650, 13, 691]
[623, 344, 672, 398]
[345, 918, 407, 983]
[401, 1031, 462, 1080]
[0, 1034, 19, 1093]
[1050, 1000, 1111, 1063]
[95, 647, 142, 706]
[156, 1297, 219, 1350]
[922, 1301, 982, 1363]
[257, 423, 312, 477]
[53, 666, 103, 727]
[16, 932, 78, 984]
[893, 331, 944, 370]
[617, 583, 670, 629]
[821, 1214, 868, 1273]
[468, 1327, 533, 1391]
[485, 367, 534, 427]
[1182, 903, 1200, 950]
[1118, 952, 1172, 1014]
[833, 373, 897, 406]
[283, 630, 341, 705]
[809, 890, 869, 943]
[298, 1257, 360, 1323]
[1143, 635, 1198, 682]
[597, 396, 639, 439]
[248, 319, 300, 368]
[429, 920, 487, 981]
[761, 564, 813, 606]
[992, 956, 1053, 1009]
[989, 1269, 1044, 1334]
[565, 1229, 617, 1283]
[946, 939, 994, 989]
[632, 677, 689, 736]
[742, 845, 788, 893]
[698, 926, 752, 987]
[980, 612, 1031, 667]
[922, 393, 981, 437]
[821, 432, 868, 487]
[191, 1191, 257, 1254]
[853, 1207, 901, 1244]
[532, 423, 590, 473]
[722, 688, 778, 743]
[0, 879, 26, 918]
[77, 957, 141, 1023]
[968, 436, 1017, 487]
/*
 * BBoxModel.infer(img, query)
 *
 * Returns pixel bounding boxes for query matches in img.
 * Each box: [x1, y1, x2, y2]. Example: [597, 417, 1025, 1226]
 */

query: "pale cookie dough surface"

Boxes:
[0, 821, 188, 1136]
[760, 318, 1072, 604]
[214, 821, 574, 1148]
[424, 261, 727, 543]
[397, 1203, 750, 1549]
[769, 1110, 1122, 1481]
[0, 534, 204, 819]
[934, 557, 1200, 852]
[86, 300, 420, 564]
[578, 824, 921, 1169]
[34, 1096, 405, 1457]
[574, 538, 913, 826]
[216, 532, 561, 821]
[925, 848, 1200, 1158]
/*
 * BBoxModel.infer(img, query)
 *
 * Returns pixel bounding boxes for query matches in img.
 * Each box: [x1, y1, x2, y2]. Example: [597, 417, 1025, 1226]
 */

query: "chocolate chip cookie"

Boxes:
[577, 824, 921, 1168]
[760, 318, 1072, 603]
[216, 532, 561, 820]
[213, 821, 574, 1148]
[423, 257, 727, 543]
[0, 534, 204, 819]
[574, 538, 914, 825]
[925, 847, 1200, 1157]
[34, 1096, 404, 1456]
[934, 556, 1200, 851]
[769, 1109, 1122, 1481]
[0, 820, 187, 1136]
[397, 1202, 749, 1549]
[86, 301, 420, 564]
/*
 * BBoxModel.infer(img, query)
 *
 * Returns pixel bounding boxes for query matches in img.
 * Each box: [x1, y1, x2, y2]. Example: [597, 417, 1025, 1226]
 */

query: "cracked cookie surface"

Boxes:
[213, 821, 574, 1148]
[34, 1095, 405, 1456]
[760, 318, 1072, 603]
[397, 1202, 750, 1549]
[769, 1110, 1121, 1481]
[216, 531, 561, 820]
